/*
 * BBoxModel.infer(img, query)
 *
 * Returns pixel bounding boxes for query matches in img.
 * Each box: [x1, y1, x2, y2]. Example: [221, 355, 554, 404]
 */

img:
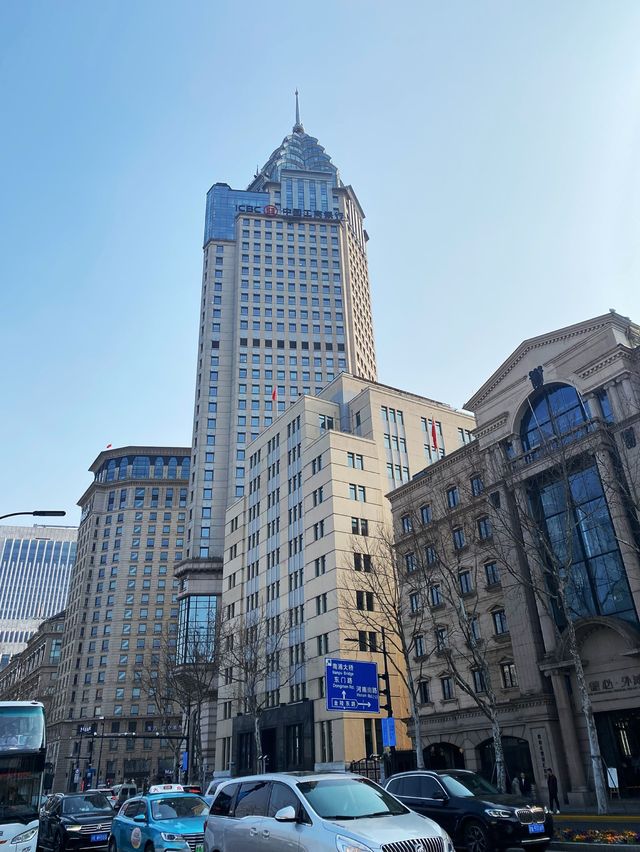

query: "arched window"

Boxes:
[153, 457, 164, 479]
[106, 460, 117, 482]
[520, 383, 589, 453]
[181, 457, 191, 480]
[132, 456, 150, 478]
[118, 457, 129, 480]
[167, 457, 178, 479]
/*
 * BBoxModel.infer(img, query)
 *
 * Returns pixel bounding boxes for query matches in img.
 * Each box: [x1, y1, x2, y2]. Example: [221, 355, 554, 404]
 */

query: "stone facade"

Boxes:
[215, 373, 475, 776]
[47, 447, 191, 792]
[389, 311, 640, 804]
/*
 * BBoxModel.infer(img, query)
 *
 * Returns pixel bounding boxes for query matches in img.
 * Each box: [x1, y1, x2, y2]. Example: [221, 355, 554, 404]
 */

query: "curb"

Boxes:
[550, 844, 640, 851]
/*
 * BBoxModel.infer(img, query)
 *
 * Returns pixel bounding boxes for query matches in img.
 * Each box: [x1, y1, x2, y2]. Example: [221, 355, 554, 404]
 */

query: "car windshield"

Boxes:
[150, 795, 208, 820]
[441, 774, 501, 798]
[62, 794, 113, 815]
[297, 777, 409, 819]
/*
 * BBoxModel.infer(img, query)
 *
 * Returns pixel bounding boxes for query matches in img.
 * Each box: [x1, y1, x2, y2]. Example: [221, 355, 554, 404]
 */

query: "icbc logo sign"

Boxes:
[264, 205, 278, 216]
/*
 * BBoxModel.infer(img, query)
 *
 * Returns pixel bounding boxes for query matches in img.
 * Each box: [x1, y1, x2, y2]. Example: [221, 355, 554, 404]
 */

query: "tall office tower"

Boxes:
[0, 525, 76, 667]
[48, 447, 191, 792]
[185, 96, 377, 567]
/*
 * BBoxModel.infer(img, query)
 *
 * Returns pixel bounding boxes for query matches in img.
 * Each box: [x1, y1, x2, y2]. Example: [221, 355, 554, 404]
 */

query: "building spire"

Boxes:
[293, 88, 304, 134]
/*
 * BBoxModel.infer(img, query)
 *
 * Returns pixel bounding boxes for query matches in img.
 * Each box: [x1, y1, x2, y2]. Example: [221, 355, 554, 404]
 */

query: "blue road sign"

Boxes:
[325, 657, 379, 713]
[381, 717, 396, 747]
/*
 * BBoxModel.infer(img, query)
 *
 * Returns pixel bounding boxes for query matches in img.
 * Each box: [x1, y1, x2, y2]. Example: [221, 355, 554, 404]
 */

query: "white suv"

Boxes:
[204, 772, 454, 852]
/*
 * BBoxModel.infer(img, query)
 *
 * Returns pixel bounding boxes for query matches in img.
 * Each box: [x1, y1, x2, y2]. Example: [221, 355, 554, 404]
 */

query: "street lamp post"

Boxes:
[95, 717, 105, 787]
[0, 510, 66, 521]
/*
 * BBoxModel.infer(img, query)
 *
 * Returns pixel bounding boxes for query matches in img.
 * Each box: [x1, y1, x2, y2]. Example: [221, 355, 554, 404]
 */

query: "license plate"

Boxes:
[528, 824, 544, 834]
[91, 833, 109, 842]
[195, 845, 204, 852]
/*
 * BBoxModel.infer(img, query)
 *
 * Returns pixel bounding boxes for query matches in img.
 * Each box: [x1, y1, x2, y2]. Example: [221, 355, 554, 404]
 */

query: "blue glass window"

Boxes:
[530, 463, 636, 623]
[521, 383, 589, 454]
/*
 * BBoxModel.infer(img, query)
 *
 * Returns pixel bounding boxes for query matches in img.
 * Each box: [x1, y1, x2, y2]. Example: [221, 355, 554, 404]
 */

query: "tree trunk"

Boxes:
[253, 711, 262, 773]
[408, 682, 425, 769]
[566, 622, 608, 813]
[490, 712, 506, 793]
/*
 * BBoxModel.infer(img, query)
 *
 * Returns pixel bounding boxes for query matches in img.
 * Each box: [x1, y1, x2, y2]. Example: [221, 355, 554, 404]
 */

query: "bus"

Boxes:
[0, 701, 46, 852]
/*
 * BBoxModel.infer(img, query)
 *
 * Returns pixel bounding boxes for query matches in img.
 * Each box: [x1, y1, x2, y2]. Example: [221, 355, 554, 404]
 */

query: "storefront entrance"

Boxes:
[595, 708, 640, 797]
[478, 736, 533, 790]
[423, 741, 465, 770]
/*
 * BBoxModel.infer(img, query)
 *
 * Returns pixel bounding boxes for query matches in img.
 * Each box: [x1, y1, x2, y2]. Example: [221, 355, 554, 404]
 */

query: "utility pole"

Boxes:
[379, 627, 396, 775]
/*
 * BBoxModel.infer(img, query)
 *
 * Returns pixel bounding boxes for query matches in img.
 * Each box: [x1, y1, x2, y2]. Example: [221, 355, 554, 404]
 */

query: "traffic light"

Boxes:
[378, 670, 392, 715]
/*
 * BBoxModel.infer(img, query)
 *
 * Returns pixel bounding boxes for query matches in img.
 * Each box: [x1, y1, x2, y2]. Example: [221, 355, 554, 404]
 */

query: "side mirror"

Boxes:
[432, 790, 448, 801]
[133, 813, 147, 823]
[274, 805, 297, 822]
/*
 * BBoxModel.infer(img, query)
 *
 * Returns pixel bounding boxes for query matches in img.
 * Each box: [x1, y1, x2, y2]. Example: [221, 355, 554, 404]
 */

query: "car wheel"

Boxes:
[462, 820, 490, 852]
[145, 843, 155, 852]
[527, 845, 549, 852]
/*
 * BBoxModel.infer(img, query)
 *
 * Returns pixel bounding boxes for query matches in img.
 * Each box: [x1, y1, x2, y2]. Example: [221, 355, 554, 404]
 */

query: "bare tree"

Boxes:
[340, 523, 429, 770]
[390, 479, 508, 792]
[219, 600, 301, 773]
[484, 419, 627, 814]
[142, 613, 220, 785]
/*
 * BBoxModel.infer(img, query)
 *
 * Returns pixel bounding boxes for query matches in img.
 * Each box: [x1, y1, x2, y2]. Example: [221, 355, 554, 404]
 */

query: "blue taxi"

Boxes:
[108, 785, 208, 852]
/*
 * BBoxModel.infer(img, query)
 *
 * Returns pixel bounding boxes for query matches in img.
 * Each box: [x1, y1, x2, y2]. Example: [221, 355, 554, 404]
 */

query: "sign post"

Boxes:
[325, 658, 379, 713]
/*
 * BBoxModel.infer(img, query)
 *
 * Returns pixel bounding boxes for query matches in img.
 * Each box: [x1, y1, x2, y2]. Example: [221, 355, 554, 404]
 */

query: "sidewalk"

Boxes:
[554, 803, 640, 816]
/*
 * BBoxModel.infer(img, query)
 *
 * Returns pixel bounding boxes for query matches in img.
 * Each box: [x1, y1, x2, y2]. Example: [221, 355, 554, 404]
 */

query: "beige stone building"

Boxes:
[389, 311, 640, 804]
[48, 447, 191, 792]
[215, 373, 475, 776]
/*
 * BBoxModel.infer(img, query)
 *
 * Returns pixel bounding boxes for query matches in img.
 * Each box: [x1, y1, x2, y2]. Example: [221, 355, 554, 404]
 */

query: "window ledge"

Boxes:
[493, 632, 511, 643]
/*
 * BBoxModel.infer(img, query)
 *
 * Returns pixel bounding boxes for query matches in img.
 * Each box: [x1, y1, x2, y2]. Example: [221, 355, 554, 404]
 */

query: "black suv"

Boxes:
[384, 770, 553, 852]
[38, 792, 114, 852]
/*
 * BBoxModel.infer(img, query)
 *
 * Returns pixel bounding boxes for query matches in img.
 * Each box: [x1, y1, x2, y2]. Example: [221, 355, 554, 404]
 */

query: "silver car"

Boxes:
[204, 772, 454, 852]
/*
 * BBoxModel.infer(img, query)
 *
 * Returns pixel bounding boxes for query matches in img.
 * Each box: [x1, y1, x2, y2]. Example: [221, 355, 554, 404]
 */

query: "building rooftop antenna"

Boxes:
[293, 88, 304, 134]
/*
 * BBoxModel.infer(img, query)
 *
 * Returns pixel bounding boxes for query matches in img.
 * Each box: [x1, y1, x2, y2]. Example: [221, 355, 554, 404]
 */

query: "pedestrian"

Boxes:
[518, 771, 532, 797]
[546, 768, 560, 814]
[510, 774, 520, 795]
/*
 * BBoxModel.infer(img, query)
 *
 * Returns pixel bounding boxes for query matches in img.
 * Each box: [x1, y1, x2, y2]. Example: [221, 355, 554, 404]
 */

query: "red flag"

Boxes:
[272, 388, 278, 402]
[106, 443, 113, 449]
[431, 419, 438, 451]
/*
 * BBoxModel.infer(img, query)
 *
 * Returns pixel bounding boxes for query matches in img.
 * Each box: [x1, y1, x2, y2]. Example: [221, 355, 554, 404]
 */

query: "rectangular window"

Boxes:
[453, 527, 466, 550]
[501, 662, 518, 688]
[404, 552, 417, 573]
[472, 669, 487, 693]
[418, 681, 430, 703]
[401, 515, 413, 533]
[459, 570, 473, 594]
[441, 676, 454, 700]
[420, 505, 432, 525]
[349, 484, 367, 502]
[477, 517, 492, 540]
[470, 475, 484, 496]
[447, 487, 459, 508]
[415, 635, 426, 657]
[430, 584, 442, 607]
[409, 592, 421, 613]
[356, 591, 374, 611]
[493, 609, 509, 635]
[425, 545, 437, 565]
[347, 452, 364, 469]
[485, 561, 500, 585]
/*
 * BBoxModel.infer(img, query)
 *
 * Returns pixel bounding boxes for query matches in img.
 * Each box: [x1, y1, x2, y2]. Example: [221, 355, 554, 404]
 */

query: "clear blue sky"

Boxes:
[2, 1, 640, 527]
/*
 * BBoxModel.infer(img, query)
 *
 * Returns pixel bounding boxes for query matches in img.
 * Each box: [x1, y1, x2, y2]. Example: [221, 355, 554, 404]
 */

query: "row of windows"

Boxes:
[415, 662, 518, 703]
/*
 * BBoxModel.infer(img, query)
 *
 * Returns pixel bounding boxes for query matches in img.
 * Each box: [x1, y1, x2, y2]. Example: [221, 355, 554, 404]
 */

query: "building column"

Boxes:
[547, 670, 590, 806]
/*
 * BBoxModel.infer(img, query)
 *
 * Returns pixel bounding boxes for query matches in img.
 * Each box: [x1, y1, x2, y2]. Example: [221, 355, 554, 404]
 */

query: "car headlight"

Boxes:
[65, 825, 83, 832]
[485, 808, 514, 819]
[335, 836, 374, 852]
[443, 833, 455, 852]
[11, 828, 39, 845]
[160, 833, 185, 843]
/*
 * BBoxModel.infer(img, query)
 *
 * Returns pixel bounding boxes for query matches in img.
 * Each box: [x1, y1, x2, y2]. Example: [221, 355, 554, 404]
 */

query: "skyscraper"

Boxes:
[0, 524, 76, 667]
[184, 95, 377, 567]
